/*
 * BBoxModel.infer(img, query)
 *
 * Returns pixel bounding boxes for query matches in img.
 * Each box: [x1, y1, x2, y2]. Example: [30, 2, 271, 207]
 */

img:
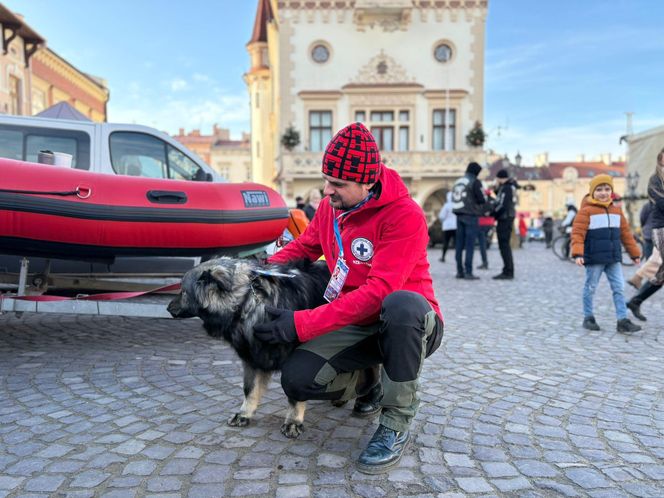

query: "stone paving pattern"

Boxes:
[1, 243, 663, 497]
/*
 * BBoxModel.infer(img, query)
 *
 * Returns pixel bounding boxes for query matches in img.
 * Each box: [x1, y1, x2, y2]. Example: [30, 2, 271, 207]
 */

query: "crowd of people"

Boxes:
[432, 149, 664, 334]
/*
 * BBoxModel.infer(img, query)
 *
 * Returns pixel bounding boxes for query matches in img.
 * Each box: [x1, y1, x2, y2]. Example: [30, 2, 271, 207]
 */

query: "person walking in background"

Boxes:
[570, 174, 642, 333]
[518, 213, 528, 248]
[438, 192, 457, 262]
[303, 187, 322, 221]
[542, 212, 554, 248]
[628, 147, 664, 322]
[491, 168, 516, 280]
[295, 196, 306, 210]
[451, 162, 486, 280]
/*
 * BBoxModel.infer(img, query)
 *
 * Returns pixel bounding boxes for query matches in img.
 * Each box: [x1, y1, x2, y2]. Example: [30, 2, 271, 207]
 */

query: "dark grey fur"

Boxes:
[167, 257, 329, 437]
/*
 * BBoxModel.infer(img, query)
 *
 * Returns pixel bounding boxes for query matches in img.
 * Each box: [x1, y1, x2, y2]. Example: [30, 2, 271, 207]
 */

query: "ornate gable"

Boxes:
[349, 50, 416, 85]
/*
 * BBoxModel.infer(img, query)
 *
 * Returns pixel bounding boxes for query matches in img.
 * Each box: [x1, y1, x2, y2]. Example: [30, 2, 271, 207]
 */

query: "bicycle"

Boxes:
[551, 233, 571, 261]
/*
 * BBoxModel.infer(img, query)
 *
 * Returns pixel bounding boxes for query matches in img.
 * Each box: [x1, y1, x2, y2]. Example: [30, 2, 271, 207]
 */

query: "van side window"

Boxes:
[26, 135, 77, 166]
[0, 129, 22, 160]
[167, 145, 206, 181]
[110, 132, 168, 179]
[0, 124, 91, 169]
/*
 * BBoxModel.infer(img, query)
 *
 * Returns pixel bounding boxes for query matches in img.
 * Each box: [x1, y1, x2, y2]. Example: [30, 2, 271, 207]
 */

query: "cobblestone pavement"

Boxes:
[1, 243, 663, 497]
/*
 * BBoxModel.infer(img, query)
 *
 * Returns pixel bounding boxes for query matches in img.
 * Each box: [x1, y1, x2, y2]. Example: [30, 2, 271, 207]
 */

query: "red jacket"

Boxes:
[518, 217, 528, 237]
[269, 166, 442, 341]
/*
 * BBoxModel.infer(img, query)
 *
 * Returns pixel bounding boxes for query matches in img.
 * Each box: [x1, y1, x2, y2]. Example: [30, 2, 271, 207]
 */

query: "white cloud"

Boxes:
[192, 73, 211, 82]
[109, 91, 250, 139]
[170, 78, 188, 92]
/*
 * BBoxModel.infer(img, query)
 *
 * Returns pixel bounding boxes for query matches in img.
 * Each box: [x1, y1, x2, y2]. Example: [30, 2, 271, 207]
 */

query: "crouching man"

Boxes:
[254, 122, 444, 473]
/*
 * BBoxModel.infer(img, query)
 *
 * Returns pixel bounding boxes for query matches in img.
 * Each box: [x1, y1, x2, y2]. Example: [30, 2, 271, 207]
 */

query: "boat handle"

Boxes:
[147, 190, 188, 204]
[76, 186, 92, 199]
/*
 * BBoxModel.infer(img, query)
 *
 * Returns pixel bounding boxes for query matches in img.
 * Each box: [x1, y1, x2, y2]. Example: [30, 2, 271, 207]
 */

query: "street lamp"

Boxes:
[625, 171, 640, 228]
[626, 171, 640, 198]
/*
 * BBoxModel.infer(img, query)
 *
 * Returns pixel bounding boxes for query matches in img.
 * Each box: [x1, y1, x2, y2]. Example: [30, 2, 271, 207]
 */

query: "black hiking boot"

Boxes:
[617, 318, 641, 334]
[357, 424, 410, 474]
[582, 316, 600, 331]
[627, 281, 662, 321]
[627, 301, 646, 321]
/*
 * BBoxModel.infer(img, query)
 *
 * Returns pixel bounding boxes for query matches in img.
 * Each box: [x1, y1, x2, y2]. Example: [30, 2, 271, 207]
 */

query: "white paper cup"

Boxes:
[53, 152, 73, 167]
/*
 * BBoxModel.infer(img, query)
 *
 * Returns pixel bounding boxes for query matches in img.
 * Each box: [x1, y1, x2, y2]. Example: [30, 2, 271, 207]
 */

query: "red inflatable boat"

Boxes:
[0, 159, 289, 261]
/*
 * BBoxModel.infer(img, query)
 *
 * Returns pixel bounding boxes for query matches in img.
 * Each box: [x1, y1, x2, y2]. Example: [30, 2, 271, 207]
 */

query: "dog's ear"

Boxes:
[198, 267, 232, 292]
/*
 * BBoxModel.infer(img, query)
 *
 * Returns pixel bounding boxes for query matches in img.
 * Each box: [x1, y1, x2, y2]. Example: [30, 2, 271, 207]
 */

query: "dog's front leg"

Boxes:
[281, 399, 306, 439]
[228, 364, 270, 427]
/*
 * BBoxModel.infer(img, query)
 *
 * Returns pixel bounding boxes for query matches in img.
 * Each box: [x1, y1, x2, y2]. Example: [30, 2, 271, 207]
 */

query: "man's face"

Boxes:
[497, 177, 508, 185]
[593, 184, 613, 203]
[322, 174, 374, 210]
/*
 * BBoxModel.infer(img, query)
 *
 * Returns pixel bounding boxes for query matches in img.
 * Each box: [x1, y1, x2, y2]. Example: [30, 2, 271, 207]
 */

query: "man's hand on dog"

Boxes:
[254, 305, 298, 344]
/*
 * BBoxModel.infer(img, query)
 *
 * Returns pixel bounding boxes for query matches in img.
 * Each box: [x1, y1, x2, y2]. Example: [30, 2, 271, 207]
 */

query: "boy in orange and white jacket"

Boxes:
[570, 174, 642, 333]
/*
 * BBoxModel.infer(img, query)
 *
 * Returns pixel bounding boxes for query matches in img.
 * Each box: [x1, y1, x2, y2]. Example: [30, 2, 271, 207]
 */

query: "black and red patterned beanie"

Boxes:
[321, 122, 381, 184]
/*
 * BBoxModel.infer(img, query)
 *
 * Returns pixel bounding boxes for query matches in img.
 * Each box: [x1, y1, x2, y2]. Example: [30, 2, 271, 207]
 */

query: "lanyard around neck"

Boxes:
[332, 193, 373, 260]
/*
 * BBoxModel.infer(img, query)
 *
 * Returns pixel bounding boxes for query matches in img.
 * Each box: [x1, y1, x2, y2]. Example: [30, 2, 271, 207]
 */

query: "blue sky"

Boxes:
[9, 0, 664, 165]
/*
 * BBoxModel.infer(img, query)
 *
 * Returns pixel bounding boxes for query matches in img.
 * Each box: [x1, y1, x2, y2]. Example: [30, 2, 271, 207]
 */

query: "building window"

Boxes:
[432, 109, 456, 150]
[370, 111, 394, 152]
[433, 42, 453, 63]
[355, 111, 366, 123]
[9, 76, 21, 115]
[311, 43, 330, 64]
[309, 111, 332, 152]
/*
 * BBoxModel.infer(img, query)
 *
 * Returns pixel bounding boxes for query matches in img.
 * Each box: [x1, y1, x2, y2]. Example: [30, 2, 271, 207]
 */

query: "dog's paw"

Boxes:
[331, 399, 347, 408]
[280, 422, 304, 439]
[228, 413, 251, 427]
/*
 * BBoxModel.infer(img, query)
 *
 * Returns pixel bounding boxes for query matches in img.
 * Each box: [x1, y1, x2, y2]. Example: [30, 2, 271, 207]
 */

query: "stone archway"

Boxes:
[421, 185, 450, 247]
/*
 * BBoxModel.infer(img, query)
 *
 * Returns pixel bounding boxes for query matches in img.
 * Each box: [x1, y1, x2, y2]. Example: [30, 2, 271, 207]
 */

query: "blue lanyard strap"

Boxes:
[332, 193, 373, 260]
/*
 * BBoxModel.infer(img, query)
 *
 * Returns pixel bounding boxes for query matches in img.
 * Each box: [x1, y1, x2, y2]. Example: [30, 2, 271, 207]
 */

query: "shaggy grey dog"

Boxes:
[167, 257, 329, 438]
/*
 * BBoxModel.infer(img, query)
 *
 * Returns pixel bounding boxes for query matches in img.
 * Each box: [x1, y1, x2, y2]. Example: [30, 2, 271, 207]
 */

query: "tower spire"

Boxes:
[248, 0, 274, 45]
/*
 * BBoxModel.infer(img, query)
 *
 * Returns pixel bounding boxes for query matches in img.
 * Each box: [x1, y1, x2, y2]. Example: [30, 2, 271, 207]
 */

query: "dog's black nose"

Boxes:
[167, 297, 193, 318]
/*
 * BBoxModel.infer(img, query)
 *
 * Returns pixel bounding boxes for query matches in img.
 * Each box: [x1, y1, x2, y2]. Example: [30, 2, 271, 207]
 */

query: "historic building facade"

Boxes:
[247, 0, 488, 219]
[0, 4, 109, 121]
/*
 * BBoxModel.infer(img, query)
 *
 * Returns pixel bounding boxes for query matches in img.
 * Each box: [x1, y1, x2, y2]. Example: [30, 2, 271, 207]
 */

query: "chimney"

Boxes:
[576, 154, 585, 163]
[601, 153, 611, 165]
[178, 128, 184, 136]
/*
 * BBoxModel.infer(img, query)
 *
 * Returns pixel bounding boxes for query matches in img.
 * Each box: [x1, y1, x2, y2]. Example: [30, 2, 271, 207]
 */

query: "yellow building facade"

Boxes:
[247, 0, 489, 220]
[0, 5, 109, 122]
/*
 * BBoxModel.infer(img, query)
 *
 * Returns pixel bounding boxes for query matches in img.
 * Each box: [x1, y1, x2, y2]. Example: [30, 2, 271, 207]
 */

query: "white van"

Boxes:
[0, 114, 221, 182]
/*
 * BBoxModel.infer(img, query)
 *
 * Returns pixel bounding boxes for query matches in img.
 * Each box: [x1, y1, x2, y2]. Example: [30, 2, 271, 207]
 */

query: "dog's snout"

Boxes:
[167, 296, 195, 318]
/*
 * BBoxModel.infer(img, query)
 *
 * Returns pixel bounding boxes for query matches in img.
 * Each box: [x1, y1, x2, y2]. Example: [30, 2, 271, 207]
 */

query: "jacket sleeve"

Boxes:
[438, 205, 447, 223]
[620, 211, 641, 259]
[570, 206, 589, 258]
[493, 185, 512, 218]
[648, 176, 664, 213]
[293, 206, 428, 341]
[473, 179, 486, 205]
[268, 209, 323, 264]
[639, 202, 651, 228]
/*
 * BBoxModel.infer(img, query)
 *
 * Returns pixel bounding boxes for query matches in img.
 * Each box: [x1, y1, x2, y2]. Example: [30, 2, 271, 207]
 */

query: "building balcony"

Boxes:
[280, 149, 484, 181]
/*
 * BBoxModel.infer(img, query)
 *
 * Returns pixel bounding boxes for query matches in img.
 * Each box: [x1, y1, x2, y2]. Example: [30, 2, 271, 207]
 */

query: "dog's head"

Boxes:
[167, 257, 256, 320]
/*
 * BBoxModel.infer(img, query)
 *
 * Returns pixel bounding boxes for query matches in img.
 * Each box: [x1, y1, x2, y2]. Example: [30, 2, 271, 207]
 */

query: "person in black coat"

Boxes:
[451, 162, 486, 279]
[491, 169, 517, 279]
